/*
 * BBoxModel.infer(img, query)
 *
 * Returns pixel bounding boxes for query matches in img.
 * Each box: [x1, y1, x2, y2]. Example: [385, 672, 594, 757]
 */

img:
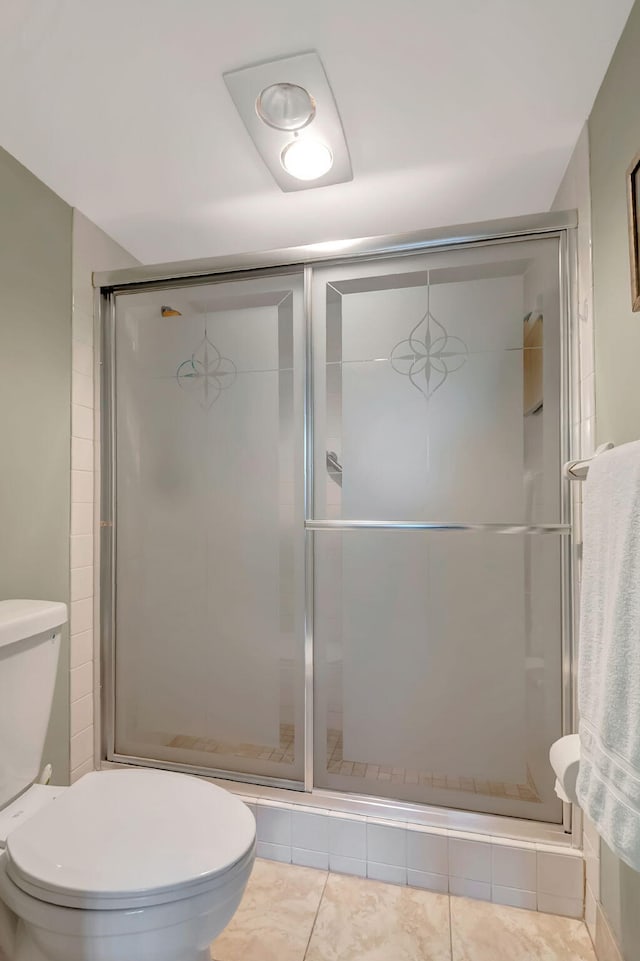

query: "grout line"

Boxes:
[302, 870, 330, 960]
[448, 892, 454, 961]
[71, 722, 94, 739]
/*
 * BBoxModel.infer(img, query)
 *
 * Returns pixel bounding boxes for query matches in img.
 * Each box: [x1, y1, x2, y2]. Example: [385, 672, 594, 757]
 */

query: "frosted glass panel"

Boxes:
[314, 530, 563, 822]
[113, 272, 305, 782]
[313, 238, 565, 821]
[314, 239, 561, 524]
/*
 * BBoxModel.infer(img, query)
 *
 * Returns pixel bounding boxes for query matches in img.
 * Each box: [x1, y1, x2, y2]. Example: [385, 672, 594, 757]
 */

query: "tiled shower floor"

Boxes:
[210, 859, 595, 961]
[169, 725, 540, 802]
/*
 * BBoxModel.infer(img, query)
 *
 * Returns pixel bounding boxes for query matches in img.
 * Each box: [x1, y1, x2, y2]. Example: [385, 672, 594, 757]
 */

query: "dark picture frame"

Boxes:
[627, 150, 640, 312]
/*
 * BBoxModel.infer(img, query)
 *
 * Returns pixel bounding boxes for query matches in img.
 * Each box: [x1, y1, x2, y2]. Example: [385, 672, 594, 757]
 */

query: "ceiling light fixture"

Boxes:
[281, 139, 333, 180]
[256, 83, 315, 131]
[224, 52, 352, 192]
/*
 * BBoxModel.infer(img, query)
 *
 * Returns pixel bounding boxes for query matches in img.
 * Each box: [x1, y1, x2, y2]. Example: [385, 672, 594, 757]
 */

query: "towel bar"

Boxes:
[563, 442, 614, 481]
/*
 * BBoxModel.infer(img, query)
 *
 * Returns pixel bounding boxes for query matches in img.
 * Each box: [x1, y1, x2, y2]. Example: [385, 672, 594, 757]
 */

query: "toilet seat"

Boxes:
[5, 769, 256, 910]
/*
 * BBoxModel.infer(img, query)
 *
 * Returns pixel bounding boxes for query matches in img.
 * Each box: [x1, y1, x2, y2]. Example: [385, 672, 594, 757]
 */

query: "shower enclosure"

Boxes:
[100, 214, 574, 828]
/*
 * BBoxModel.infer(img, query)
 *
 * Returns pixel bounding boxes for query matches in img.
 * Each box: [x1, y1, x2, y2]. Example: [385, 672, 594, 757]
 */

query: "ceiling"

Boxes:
[0, 0, 633, 264]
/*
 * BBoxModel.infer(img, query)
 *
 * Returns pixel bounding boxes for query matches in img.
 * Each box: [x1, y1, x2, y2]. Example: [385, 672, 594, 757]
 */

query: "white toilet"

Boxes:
[0, 599, 256, 961]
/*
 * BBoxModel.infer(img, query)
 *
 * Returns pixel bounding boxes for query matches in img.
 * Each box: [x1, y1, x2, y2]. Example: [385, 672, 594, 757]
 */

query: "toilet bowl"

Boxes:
[0, 769, 256, 961]
[0, 600, 255, 961]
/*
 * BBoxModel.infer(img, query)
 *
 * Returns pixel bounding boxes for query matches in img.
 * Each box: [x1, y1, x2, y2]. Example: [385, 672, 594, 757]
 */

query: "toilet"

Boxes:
[0, 600, 256, 961]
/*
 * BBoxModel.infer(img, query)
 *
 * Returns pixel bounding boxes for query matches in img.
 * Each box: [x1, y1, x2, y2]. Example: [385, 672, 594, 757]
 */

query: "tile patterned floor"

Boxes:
[210, 859, 596, 961]
[168, 725, 540, 802]
[324, 730, 541, 802]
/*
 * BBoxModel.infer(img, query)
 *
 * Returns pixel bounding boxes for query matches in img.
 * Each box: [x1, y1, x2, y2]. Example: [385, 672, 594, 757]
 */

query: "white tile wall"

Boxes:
[70, 661, 93, 702]
[256, 801, 292, 845]
[245, 798, 584, 916]
[449, 837, 492, 883]
[450, 877, 492, 901]
[492, 885, 538, 911]
[367, 819, 407, 867]
[491, 841, 537, 891]
[328, 814, 367, 860]
[538, 850, 585, 899]
[585, 883, 597, 938]
[292, 847, 329, 870]
[328, 854, 367, 877]
[407, 828, 449, 875]
[291, 808, 330, 852]
[537, 893, 584, 920]
[256, 841, 291, 863]
[407, 869, 449, 894]
[69, 209, 138, 784]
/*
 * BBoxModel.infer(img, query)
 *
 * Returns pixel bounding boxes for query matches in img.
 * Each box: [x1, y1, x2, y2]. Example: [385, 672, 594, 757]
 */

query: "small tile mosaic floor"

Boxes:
[168, 726, 540, 802]
[210, 859, 596, 961]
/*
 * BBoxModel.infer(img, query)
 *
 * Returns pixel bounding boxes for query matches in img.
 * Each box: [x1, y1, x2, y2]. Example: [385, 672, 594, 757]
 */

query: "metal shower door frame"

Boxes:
[97, 210, 578, 834]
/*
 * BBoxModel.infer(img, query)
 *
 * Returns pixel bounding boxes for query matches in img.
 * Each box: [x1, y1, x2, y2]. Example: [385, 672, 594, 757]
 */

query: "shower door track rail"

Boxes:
[94, 210, 576, 289]
[99, 209, 578, 843]
[306, 521, 571, 534]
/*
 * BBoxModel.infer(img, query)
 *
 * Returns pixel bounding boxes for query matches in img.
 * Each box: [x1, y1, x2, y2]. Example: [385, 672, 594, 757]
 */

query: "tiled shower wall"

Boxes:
[69, 211, 138, 783]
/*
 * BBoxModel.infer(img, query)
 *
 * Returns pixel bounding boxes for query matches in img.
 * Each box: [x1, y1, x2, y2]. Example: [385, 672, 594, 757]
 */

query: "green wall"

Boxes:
[589, 1, 640, 958]
[591, 0, 640, 447]
[0, 145, 72, 785]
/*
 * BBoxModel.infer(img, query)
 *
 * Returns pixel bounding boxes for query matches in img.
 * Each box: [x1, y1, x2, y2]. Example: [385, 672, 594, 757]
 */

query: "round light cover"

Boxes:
[281, 140, 333, 181]
[256, 83, 315, 131]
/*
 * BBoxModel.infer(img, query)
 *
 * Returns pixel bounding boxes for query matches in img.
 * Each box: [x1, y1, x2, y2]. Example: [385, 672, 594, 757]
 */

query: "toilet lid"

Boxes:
[5, 770, 255, 909]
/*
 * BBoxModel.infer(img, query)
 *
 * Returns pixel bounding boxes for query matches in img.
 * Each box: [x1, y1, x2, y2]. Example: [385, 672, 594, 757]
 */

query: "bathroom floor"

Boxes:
[210, 859, 595, 961]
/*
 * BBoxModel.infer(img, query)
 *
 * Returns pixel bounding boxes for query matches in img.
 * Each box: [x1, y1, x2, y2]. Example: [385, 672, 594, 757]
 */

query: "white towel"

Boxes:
[576, 440, 640, 871]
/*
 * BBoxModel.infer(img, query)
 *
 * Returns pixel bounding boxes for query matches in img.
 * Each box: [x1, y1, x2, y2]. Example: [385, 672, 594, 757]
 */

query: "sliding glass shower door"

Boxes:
[311, 238, 566, 823]
[111, 269, 306, 784]
[104, 229, 569, 824]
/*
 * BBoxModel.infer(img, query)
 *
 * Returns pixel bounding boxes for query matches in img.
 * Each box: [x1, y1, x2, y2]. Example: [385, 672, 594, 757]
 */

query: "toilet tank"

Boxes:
[0, 599, 68, 808]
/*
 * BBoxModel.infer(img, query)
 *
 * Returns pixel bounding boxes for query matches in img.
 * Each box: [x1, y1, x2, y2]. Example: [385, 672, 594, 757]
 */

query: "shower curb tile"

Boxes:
[408, 823, 449, 838]
[535, 841, 583, 857]
[407, 829, 449, 875]
[223, 794, 588, 919]
[537, 851, 584, 899]
[407, 869, 449, 893]
[537, 892, 584, 919]
[256, 803, 292, 846]
[366, 821, 407, 867]
[257, 797, 296, 810]
[450, 877, 492, 901]
[256, 841, 291, 863]
[491, 843, 537, 890]
[449, 838, 492, 882]
[290, 802, 330, 817]
[325, 809, 367, 822]
[328, 816, 367, 859]
[328, 854, 367, 877]
[366, 815, 409, 828]
[291, 810, 329, 853]
[491, 884, 537, 910]
[446, 829, 493, 845]
[490, 835, 536, 849]
[366, 861, 407, 885]
[292, 847, 329, 870]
